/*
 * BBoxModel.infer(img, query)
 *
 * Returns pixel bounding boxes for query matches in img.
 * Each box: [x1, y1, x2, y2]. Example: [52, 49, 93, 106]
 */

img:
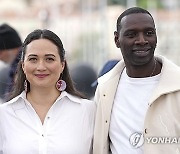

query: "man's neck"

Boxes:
[125, 60, 162, 78]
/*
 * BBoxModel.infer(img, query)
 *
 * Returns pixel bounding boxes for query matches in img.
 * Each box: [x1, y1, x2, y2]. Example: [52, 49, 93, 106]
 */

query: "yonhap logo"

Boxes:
[129, 132, 180, 148]
[129, 132, 144, 148]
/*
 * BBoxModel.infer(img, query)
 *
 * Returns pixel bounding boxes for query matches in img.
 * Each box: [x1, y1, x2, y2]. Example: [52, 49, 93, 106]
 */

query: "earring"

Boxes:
[56, 80, 66, 91]
[24, 80, 27, 92]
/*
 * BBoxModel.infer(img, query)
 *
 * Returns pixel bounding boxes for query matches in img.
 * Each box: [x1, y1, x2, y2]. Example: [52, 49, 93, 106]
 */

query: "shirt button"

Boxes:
[47, 117, 50, 119]
[42, 134, 44, 137]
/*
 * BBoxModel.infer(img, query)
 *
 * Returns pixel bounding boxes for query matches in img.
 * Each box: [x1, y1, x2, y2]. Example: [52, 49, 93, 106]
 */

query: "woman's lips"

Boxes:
[35, 74, 49, 78]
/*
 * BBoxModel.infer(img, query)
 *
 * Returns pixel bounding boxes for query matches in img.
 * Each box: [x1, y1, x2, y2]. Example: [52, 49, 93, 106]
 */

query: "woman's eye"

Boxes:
[28, 57, 37, 62]
[46, 58, 54, 62]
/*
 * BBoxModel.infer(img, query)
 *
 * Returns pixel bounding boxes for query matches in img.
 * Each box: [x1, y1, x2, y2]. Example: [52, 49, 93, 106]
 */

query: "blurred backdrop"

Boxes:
[1, 0, 180, 72]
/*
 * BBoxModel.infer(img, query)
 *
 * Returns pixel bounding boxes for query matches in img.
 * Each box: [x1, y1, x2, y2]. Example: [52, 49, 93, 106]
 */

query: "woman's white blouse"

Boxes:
[0, 91, 96, 154]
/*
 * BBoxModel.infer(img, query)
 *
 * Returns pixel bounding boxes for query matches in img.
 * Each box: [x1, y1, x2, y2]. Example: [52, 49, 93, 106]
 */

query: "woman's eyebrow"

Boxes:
[45, 54, 56, 57]
[28, 54, 37, 57]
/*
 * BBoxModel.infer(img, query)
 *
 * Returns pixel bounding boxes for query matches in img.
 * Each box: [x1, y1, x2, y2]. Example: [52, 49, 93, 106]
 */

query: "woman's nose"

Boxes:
[36, 60, 46, 71]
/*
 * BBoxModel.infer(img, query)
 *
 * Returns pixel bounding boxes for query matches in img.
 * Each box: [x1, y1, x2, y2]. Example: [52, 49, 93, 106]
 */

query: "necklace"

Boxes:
[150, 59, 157, 77]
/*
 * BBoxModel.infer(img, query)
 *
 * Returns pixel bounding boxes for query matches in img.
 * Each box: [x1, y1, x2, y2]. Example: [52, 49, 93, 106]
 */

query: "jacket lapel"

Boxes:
[98, 61, 125, 129]
[149, 56, 180, 104]
[102, 74, 121, 123]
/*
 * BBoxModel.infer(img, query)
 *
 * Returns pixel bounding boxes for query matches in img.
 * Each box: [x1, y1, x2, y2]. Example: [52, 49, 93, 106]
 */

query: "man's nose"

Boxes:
[135, 33, 148, 45]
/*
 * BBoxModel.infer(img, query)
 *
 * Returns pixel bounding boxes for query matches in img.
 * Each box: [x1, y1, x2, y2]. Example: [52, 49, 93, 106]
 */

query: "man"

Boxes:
[0, 23, 22, 102]
[93, 7, 180, 154]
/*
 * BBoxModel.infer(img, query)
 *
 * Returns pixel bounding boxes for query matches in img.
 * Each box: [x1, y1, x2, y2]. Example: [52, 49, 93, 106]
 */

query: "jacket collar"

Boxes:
[149, 55, 180, 103]
[98, 55, 180, 104]
[98, 60, 125, 85]
[97, 61, 124, 122]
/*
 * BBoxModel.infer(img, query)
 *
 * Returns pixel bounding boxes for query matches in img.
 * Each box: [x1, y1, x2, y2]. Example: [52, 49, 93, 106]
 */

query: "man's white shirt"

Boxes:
[109, 68, 160, 154]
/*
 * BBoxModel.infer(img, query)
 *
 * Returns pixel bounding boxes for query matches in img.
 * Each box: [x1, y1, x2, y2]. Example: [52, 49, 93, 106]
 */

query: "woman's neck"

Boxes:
[27, 87, 60, 105]
[26, 88, 60, 124]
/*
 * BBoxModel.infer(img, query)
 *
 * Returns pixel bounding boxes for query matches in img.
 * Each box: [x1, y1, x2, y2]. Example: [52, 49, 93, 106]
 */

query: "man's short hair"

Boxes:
[116, 7, 154, 32]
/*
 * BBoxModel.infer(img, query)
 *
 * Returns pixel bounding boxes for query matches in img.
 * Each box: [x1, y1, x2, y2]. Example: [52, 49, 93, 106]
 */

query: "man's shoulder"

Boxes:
[157, 55, 180, 74]
[155, 55, 180, 94]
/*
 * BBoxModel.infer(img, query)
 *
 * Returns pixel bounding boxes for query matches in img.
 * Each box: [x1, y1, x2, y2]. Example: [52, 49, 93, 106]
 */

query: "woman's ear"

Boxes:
[114, 31, 120, 48]
[61, 61, 65, 71]
[21, 61, 25, 73]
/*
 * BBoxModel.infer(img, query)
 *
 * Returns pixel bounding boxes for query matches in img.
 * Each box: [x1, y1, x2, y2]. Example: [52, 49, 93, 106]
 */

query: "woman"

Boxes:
[0, 29, 96, 154]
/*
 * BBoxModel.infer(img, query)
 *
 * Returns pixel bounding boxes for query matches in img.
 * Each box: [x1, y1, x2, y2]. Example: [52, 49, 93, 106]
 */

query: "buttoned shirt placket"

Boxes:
[25, 100, 52, 154]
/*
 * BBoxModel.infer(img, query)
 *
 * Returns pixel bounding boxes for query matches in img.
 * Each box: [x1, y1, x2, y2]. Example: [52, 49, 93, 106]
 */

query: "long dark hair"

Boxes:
[9, 29, 85, 100]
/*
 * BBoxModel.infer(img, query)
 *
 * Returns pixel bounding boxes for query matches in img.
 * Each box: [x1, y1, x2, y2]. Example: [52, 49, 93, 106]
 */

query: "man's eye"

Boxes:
[146, 30, 155, 36]
[125, 32, 136, 38]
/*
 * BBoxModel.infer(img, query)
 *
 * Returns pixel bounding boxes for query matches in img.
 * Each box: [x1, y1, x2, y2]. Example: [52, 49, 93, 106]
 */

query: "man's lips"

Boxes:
[35, 74, 49, 78]
[132, 48, 151, 56]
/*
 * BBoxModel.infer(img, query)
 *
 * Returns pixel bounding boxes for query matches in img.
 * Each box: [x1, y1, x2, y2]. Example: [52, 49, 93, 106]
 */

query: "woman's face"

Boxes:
[22, 38, 65, 90]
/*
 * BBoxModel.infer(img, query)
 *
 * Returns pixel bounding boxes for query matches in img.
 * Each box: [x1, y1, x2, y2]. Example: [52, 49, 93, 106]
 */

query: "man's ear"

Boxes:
[114, 31, 120, 48]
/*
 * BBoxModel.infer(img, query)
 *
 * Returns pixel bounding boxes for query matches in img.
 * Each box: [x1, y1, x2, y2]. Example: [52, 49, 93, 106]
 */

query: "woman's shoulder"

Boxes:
[80, 98, 96, 110]
[0, 101, 12, 117]
[80, 97, 94, 104]
[0, 94, 23, 112]
[65, 92, 96, 110]
[73, 94, 95, 106]
[63, 92, 93, 103]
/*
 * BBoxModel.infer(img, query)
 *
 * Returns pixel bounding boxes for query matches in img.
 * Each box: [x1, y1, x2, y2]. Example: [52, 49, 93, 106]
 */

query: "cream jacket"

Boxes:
[93, 56, 180, 154]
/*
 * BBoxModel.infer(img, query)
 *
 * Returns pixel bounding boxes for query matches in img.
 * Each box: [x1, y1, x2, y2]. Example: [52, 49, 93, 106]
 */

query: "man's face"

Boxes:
[115, 13, 157, 67]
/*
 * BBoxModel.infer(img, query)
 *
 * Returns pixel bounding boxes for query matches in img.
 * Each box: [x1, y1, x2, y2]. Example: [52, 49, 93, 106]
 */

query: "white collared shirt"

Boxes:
[0, 91, 96, 154]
